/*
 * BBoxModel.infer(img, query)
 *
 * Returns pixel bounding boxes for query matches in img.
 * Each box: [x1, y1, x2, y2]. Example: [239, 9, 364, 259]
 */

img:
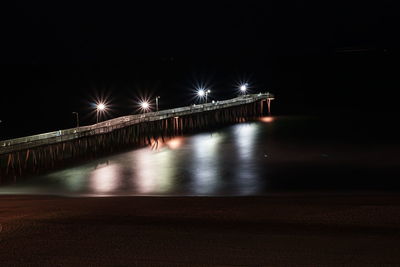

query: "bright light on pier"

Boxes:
[197, 89, 211, 103]
[198, 89, 205, 97]
[240, 84, 247, 93]
[141, 101, 149, 109]
[95, 102, 107, 123]
[140, 101, 150, 112]
[97, 103, 106, 111]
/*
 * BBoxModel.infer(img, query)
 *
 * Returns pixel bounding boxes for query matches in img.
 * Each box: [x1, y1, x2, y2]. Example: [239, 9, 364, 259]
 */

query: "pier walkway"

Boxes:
[0, 93, 273, 155]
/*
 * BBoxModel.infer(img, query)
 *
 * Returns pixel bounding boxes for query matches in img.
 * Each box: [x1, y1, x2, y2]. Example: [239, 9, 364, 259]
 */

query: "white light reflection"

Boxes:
[133, 148, 176, 194]
[89, 163, 121, 194]
[191, 133, 223, 194]
[235, 123, 258, 159]
[233, 123, 261, 195]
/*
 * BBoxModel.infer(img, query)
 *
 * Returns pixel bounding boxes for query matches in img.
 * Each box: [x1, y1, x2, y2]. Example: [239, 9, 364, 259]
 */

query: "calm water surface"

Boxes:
[1, 115, 400, 196]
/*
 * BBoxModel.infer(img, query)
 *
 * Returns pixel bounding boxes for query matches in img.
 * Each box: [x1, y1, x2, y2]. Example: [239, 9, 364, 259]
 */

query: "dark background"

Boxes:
[0, 1, 399, 139]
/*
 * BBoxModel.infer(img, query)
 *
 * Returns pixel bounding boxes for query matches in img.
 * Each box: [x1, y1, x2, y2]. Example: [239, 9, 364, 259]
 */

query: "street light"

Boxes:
[140, 101, 150, 113]
[72, 112, 79, 127]
[197, 89, 211, 103]
[155, 96, 160, 112]
[240, 84, 247, 95]
[198, 89, 205, 97]
[96, 103, 106, 123]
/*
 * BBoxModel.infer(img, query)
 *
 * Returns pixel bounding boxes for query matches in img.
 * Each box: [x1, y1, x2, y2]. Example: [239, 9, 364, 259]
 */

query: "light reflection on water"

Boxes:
[0, 120, 264, 196]
[191, 133, 223, 194]
[133, 147, 177, 194]
[2, 115, 399, 196]
[90, 164, 121, 194]
[233, 124, 263, 194]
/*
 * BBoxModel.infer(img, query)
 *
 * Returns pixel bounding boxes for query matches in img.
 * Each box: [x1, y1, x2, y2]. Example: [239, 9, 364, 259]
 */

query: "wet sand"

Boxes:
[1, 195, 400, 266]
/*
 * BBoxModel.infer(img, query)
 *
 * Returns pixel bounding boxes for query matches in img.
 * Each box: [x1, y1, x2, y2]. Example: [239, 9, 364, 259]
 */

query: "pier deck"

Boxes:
[0, 93, 273, 155]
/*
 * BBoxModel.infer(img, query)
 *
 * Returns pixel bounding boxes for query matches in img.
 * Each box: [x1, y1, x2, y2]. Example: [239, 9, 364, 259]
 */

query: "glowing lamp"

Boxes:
[141, 101, 149, 109]
[97, 103, 106, 111]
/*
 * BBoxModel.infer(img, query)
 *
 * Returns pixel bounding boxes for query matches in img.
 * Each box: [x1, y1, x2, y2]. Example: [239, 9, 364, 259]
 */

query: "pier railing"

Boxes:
[0, 93, 271, 154]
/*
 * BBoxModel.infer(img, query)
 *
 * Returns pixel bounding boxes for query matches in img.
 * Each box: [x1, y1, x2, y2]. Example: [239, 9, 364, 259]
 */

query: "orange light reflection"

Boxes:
[260, 116, 274, 123]
[166, 137, 184, 150]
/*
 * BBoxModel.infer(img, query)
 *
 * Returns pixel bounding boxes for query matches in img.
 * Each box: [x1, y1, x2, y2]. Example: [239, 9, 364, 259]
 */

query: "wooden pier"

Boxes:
[0, 93, 274, 182]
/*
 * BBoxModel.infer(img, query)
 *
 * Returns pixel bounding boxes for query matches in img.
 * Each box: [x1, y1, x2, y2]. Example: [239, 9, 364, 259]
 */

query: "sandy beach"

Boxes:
[1, 194, 400, 266]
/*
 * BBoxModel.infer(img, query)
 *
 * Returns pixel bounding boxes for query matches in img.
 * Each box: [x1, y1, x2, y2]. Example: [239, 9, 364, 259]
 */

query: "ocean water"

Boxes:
[1, 114, 399, 196]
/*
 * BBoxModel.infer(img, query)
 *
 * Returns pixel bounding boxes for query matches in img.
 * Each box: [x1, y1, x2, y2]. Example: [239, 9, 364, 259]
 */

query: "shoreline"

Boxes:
[2, 194, 400, 265]
[2, 189, 400, 197]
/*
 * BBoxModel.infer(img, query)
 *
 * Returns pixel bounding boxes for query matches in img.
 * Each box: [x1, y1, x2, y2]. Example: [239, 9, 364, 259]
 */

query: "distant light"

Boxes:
[97, 103, 106, 111]
[207, 89, 211, 93]
[240, 84, 247, 92]
[198, 89, 205, 97]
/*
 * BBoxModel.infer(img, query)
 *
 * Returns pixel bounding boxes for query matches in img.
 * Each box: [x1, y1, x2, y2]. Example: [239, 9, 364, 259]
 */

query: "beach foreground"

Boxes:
[1, 195, 400, 266]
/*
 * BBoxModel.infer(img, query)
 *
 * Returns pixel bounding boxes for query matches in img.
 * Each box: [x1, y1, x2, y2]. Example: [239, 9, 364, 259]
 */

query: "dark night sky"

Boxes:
[0, 1, 399, 139]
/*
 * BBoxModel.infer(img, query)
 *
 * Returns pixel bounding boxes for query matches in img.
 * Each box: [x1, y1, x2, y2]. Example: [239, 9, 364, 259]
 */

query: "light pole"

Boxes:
[72, 112, 79, 127]
[155, 96, 160, 111]
[205, 89, 211, 103]
[96, 103, 106, 123]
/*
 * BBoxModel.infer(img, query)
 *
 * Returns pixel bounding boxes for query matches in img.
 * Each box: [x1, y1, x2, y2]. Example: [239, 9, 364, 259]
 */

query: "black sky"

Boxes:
[0, 1, 399, 139]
